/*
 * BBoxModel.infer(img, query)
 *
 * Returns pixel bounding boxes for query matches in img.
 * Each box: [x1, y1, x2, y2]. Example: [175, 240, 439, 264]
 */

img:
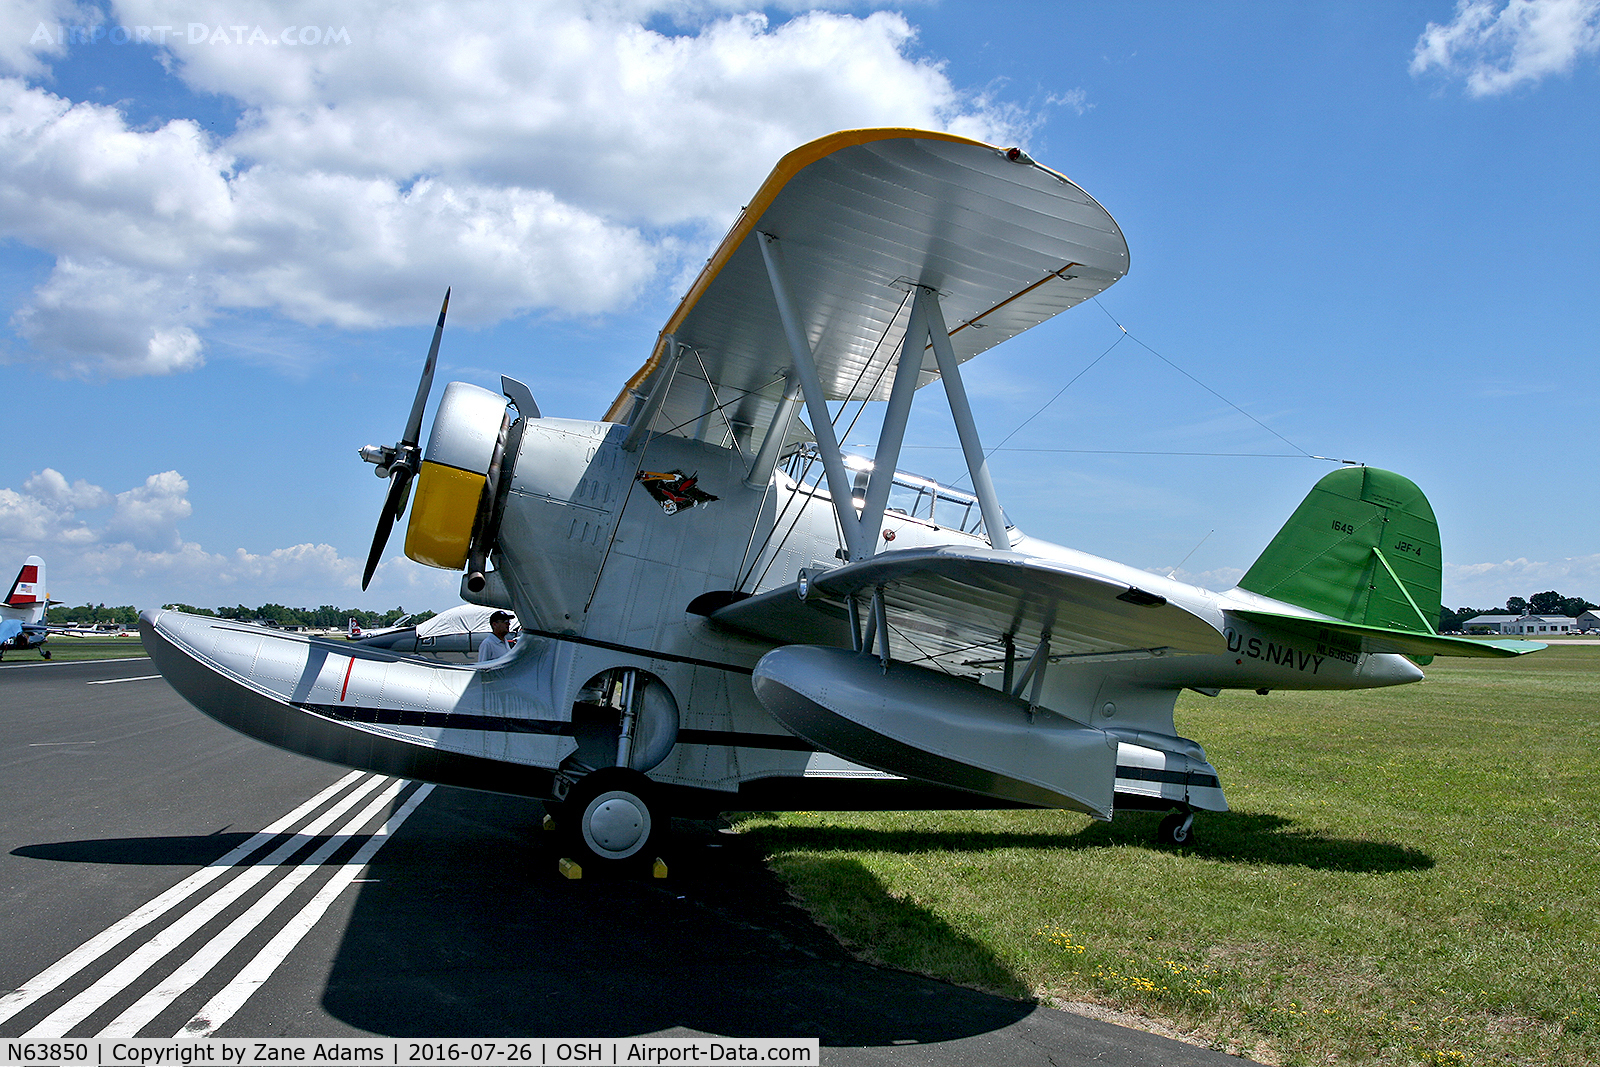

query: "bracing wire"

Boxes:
[1090, 298, 1324, 461]
[939, 298, 1346, 489]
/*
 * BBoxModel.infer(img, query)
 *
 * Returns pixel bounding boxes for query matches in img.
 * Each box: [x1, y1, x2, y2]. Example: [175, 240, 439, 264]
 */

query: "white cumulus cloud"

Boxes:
[0, 0, 95, 77]
[0, 1, 1035, 378]
[1443, 554, 1600, 607]
[1, 466, 454, 607]
[1411, 0, 1600, 95]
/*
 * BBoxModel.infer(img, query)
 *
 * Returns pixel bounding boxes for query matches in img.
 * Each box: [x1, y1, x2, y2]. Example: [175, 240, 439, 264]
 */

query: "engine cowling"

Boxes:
[405, 382, 510, 571]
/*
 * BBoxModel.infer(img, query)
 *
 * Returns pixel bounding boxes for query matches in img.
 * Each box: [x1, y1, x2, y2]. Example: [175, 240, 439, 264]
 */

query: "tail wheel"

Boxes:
[565, 768, 662, 869]
[1156, 811, 1195, 847]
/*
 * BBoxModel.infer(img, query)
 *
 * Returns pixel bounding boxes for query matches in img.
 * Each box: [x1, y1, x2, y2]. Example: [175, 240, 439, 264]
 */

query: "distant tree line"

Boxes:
[55, 603, 433, 628]
[51, 603, 141, 625]
[1440, 591, 1597, 633]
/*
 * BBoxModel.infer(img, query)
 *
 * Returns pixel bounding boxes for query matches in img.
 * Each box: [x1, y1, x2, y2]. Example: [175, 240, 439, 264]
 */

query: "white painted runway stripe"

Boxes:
[0, 657, 150, 670]
[22, 773, 394, 1038]
[99, 779, 417, 1038]
[178, 783, 436, 1038]
[86, 675, 163, 685]
[0, 769, 367, 1028]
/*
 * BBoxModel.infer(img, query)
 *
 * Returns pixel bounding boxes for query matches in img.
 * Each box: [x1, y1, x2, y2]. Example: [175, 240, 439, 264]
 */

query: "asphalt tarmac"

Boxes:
[1, 656, 1250, 1065]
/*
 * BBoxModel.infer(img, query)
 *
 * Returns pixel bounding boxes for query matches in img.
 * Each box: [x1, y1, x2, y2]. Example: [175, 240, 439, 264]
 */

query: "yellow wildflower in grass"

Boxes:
[1036, 925, 1086, 954]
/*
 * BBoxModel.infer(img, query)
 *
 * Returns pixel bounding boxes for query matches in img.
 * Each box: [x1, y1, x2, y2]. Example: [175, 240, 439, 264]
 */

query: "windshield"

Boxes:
[781, 447, 1011, 536]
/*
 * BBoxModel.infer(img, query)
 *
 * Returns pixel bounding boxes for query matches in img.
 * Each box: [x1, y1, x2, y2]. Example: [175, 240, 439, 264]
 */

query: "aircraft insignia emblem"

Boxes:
[636, 470, 718, 515]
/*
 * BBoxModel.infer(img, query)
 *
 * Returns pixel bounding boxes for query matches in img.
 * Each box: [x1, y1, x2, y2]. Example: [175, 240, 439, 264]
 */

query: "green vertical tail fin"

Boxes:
[1233, 467, 1541, 659]
[1238, 467, 1442, 634]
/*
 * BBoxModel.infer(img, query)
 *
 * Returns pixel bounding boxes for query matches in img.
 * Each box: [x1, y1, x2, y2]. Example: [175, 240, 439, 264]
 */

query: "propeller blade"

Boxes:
[362, 287, 449, 592]
[402, 287, 450, 448]
[361, 467, 414, 590]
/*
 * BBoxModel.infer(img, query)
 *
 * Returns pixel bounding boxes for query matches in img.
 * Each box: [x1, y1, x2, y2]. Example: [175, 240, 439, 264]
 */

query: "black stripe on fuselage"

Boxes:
[300, 702, 569, 735]
[1115, 764, 1221, 789]
[519, 627, 756, 675]
[295, 702, 816, 752]
[676, 728, 815, 752]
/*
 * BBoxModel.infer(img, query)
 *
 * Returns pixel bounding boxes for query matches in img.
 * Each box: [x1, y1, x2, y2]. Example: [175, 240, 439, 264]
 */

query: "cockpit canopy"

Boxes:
[782, 445, 1012, 539]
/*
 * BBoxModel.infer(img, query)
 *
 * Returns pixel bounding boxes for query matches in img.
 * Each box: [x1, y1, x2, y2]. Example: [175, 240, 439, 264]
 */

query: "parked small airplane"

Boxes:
[346, 614, 415, 641]
[142, 129, 1539, 869]
[353, 604, 518, 661]
[2, 556, 51, 660]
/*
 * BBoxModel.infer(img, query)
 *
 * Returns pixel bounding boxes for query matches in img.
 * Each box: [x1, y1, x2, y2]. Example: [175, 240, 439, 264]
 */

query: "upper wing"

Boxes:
[707, 544, 1226, 677]
[605, 129, 1130, 448]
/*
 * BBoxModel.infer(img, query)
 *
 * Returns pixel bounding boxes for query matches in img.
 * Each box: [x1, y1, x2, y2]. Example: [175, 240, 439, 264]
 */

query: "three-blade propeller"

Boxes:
[359, 288, 450, 590]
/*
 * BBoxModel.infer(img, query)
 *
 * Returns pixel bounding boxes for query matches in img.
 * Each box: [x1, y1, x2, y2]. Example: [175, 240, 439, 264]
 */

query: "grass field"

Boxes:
[6, 635, 149, 662]
[733, 642, 1600, 1066]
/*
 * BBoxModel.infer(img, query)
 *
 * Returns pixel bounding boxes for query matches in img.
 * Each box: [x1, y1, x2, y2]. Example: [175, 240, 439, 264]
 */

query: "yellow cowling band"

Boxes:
[404, 460, 486, 570]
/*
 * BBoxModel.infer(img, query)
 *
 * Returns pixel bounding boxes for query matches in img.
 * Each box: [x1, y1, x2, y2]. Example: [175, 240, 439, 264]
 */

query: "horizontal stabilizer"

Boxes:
[1229, 609, 1544, 659]
[753, 644, 1116, 817]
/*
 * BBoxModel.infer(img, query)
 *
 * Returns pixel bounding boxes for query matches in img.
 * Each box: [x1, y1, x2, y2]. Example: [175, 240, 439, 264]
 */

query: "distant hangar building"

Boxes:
[1462, 613, 1577, 635]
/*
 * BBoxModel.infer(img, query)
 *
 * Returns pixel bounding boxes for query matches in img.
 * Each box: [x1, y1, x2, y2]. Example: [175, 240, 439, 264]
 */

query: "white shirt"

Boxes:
[477, 632, 515, 663]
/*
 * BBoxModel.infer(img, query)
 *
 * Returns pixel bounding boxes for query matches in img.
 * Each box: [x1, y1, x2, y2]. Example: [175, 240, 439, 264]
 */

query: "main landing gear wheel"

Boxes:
[1156, 811, 1196, 847]
[565, 768, 661, 871]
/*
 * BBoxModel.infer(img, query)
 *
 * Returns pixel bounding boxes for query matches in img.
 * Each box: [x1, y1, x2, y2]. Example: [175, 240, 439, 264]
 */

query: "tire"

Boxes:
[564, 768, 662, 870]
[41, 649, 51, 660]
[1156, 811, 1194, 847]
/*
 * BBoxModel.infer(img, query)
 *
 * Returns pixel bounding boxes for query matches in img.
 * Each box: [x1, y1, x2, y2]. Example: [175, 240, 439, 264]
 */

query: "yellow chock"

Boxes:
[558, 857, 583, 880]
[652, 857, 669, 879]
[542, 814, 558, 833]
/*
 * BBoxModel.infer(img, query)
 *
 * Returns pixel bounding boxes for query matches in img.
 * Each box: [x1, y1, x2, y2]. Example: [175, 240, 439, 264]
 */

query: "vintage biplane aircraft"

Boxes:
[142, 129, 1540, 869]
[2, 555, 51, 660]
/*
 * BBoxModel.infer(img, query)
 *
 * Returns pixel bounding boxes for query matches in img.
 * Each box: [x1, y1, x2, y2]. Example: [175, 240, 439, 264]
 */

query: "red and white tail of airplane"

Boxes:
[3, 555, 47, 626]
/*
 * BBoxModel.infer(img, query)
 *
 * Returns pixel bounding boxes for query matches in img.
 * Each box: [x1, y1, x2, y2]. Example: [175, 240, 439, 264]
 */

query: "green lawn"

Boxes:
[10, 635, 149, 662]
[733, 644, 1600, 1066]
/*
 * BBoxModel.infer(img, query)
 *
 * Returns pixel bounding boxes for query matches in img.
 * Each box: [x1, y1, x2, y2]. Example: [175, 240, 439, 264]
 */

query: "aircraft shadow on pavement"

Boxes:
[737, 810, 1434, 875]
[12, 833, 257, 866]
[321, 786, 1035, 1045]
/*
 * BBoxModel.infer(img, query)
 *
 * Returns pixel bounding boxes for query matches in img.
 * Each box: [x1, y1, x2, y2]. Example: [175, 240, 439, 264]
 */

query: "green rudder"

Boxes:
[1237, 467, 1442, 635]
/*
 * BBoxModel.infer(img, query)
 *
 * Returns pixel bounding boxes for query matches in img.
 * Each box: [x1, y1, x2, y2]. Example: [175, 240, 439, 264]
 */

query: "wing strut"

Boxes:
[758, 233, 871, 559]
[743, 376, 803, 489]
[855, 287, 927, 551]
[622, 335, 682, 453]
[921, 288, 1009, 550]
[758, 234, 1013, 560]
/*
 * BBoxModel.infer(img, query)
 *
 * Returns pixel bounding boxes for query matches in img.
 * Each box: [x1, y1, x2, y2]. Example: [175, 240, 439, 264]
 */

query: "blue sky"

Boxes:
[1, 0, 1596, 614]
